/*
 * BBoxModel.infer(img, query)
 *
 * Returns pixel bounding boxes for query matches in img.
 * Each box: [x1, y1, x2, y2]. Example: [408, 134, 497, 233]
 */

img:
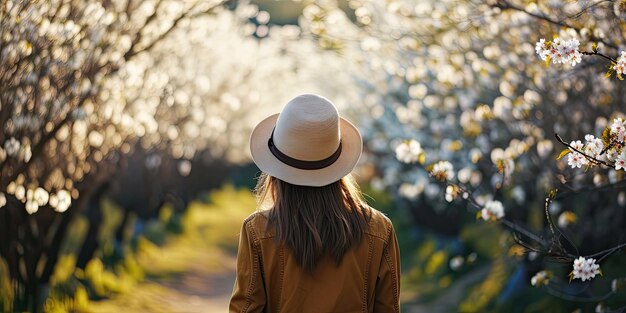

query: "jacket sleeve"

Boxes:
[229, 219, 266, 313]
[374, 223, 401, 313]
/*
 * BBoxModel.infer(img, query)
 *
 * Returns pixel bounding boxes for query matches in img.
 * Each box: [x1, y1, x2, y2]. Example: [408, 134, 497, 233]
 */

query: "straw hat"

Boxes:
[249, 94, 363, 187]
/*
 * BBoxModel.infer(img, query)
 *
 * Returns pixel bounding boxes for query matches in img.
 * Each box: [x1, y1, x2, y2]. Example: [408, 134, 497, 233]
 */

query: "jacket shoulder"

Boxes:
[242, 210, 274, 240]
[365, 208, 393, 243]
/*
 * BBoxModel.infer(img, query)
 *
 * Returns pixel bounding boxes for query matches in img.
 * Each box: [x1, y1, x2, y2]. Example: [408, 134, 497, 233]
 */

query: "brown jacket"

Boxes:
[229, 209, 400, 313]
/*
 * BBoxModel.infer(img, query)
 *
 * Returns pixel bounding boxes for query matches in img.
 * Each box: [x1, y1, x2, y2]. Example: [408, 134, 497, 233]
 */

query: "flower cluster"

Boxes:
[395, 140, 424, 164]
[535, 37, 582, 66]
[445, 185, 461, 202]
[583, 135, 604, 159]
[6, 181, 71, 214]
[25, 187, 49, 215]
[611, 118, 626, 143]
[480, 200, 505, 221]
[490, 148, 515, 174]
[564, 117, 626, 170]
[531, 270, 551, 287]
[567, 140, 588, 168]
[430, 161, 454, 181]
[570, 256, 601, 282]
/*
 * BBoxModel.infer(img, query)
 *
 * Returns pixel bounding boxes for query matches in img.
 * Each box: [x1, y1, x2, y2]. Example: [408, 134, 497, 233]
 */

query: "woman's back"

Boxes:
[230, 209, 400, 313]
[229, 94, 400, 312]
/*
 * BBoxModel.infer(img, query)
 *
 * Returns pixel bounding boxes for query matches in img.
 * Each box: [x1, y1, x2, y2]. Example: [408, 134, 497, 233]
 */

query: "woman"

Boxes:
[230, 94, 400, 313]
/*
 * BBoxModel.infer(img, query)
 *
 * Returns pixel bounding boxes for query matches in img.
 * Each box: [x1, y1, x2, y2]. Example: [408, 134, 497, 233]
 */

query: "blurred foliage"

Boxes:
[382, 194, 624, 311]
[87, 184, 255, 312]
[296, 0, 626, 310]
[1, 184, 256, 312]
[0, 259, 12, 312]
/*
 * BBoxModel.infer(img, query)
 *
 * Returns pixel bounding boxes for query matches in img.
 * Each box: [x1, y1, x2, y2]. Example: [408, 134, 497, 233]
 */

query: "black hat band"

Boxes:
[268, 128, 342, 170]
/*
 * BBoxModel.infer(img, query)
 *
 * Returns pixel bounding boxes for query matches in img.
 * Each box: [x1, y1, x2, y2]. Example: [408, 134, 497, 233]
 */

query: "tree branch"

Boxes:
[123, 0, 164, 61]
[581, 50, 617, 64]
[555, 133, 614, 168]
[493, 0, 618, 50]
[543, 281, 615, 302]
[588, 242, 626, 261]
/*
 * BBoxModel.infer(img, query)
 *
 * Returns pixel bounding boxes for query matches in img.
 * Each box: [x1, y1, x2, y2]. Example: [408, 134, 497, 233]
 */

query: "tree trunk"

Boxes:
[76, 186, 106, 270]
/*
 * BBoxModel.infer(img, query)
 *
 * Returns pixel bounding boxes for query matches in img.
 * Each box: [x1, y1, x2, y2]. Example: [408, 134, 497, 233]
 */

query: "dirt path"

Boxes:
[88, 194, 251, 312]
[154, 250, 237, 312]
[89, 248, 238, 313]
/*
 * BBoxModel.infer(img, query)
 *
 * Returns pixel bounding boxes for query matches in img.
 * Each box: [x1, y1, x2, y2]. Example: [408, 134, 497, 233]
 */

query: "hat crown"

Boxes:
[273, 94, 341, 161]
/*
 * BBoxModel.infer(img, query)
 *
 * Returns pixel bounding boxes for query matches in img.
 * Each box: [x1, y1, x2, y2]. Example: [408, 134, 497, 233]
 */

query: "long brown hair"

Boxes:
[255, 173, 372, 272]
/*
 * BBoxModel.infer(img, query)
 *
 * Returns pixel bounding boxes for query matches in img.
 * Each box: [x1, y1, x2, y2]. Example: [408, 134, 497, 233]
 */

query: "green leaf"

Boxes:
[606, 67, 614, 78]
[602, 126, 611, 146]
[556, 148, 570, 160]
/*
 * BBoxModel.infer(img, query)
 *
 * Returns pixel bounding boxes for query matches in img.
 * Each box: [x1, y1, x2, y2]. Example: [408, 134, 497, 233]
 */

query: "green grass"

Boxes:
[84, 185, 256, 312]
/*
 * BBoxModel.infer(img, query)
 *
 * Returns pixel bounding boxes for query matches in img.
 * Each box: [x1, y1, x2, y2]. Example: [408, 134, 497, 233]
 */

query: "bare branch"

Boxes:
[123, 0, 164, 61]
[493, 0, 618, 50]
[543, 282, 615, 302]
[588, 242, 626, 261]
[126, 0, 234, 60]
[581, 50, 617, 64]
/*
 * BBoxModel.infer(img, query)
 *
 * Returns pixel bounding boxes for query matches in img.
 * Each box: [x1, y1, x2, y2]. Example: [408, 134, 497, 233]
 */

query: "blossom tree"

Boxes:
[300, 0, 626, 310]
[0, 0, 225, 309]
[0, 0, 362, 310]
[87, 3, 361, 267]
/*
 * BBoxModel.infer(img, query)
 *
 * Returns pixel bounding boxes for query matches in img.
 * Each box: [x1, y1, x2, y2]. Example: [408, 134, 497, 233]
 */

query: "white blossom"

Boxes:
[480, 200, 505, 221]
[615, 51, 626, 78]
[33, 187, 49, 206]
[395, 140, 424, 163]
[531, 270, 550, 287]
[445, 185, 460, 202]
[25, 200, 38, 214]
[25, 187, 48, 213]
[615, 151, 626, 171]
[535, 38, 549, 60]
[50, 190, 72, 213]
[4, 137, 20, 157]
[398, 182, 423, 199]
[535, 37, 583, 66]
[23, 144, 32, 162]
[571, 256, 601, 282]
[14, 185, 26, 201]
[610, 118, 626, 142]
[583, 134, 603, 159]
[567, 140, 588, 168]
[490, 148, 515, 174]
[430, 161, 454, 181]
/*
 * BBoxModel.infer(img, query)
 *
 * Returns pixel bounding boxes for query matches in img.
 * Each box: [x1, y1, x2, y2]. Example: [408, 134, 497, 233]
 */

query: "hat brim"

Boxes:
[250, 114, 363, 187]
